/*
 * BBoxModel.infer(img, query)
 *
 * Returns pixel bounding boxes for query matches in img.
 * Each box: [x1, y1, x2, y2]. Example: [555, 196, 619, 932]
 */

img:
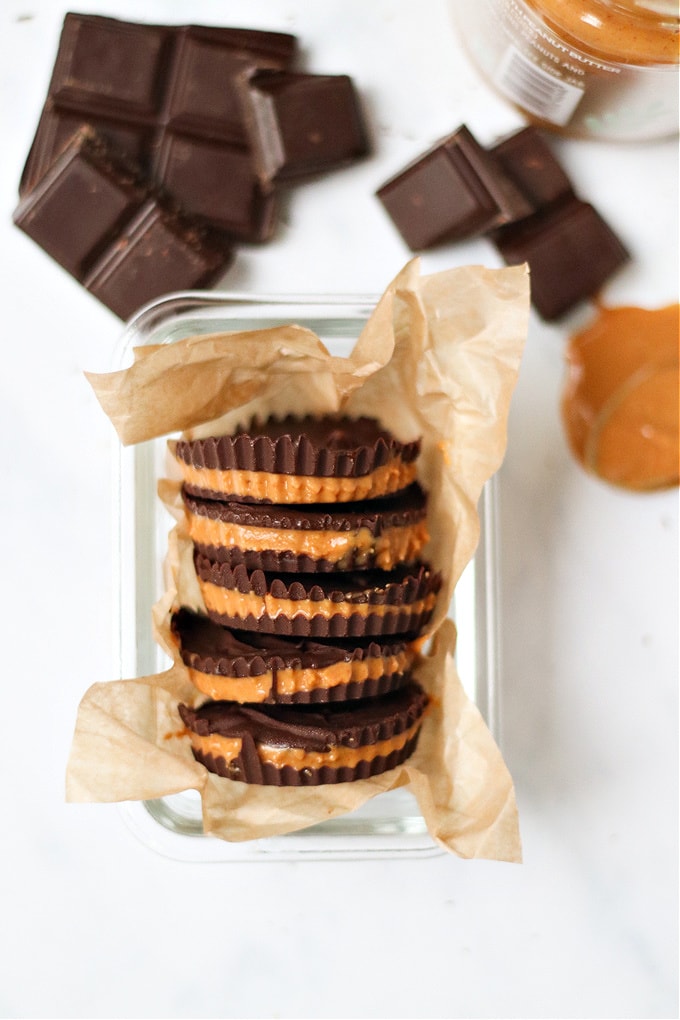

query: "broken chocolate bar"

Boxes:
[13, 129, 233, 320]
[376, 125, 532, 250]
[20, 13, 297, 241]
[493, 198, 630, 321]
[238, 70, 370, 185]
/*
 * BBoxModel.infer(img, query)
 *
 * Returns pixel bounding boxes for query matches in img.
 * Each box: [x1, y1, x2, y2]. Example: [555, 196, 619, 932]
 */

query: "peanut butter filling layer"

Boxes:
[189, 719, 420, 771]
[186, 513, 429, 570]
[199, 580, 437, 624]
[188, 668, 274, 702]
[177, 458, 418, 503]
[187, 644, 417, 702]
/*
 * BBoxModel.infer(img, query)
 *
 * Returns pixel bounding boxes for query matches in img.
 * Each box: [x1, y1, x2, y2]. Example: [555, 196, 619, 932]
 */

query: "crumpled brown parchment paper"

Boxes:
[67, 257, 530, 861]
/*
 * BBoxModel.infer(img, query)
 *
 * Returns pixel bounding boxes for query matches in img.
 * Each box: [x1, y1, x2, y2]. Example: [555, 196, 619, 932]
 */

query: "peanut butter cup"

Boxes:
[182, 482, 428, 572]
[194, 557, 442, 638]
[178, 681, 429, 784]
[174, 414, 421, 503]
[172, 608, 420, 704]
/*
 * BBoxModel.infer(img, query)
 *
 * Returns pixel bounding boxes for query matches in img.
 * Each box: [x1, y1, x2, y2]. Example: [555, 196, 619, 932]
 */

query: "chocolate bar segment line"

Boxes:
[34, 13, 297, 146]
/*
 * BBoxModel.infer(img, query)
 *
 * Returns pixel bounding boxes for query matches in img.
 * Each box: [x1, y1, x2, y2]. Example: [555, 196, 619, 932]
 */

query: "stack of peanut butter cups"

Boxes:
[171, 414, 442, 786]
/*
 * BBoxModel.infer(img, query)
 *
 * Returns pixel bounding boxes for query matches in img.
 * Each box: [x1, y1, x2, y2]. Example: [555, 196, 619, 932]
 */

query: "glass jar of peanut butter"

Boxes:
[454, 0, 679, 141]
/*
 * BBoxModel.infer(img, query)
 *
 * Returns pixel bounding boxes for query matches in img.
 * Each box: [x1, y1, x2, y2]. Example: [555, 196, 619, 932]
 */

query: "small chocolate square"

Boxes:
[491, 127, 574, 209]
[49, 13, 171, 116]
[154, 134, 278, 242]
[13, 128, 147, 277]
[165, 27, 297, 145]
[494, 198, 629, 320]
[376, 126, 532, 250]
[84, 200, 231, 320]
[240, 70, 369, 184]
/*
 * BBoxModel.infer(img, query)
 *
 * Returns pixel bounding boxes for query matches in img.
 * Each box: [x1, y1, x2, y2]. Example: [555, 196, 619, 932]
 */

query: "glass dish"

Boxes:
[114, 292, 501, 861]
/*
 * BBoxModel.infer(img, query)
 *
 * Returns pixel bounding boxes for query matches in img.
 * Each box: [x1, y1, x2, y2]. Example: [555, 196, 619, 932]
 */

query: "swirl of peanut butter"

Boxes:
[525, 0, 679, 64]
[561, 302, 679, 491]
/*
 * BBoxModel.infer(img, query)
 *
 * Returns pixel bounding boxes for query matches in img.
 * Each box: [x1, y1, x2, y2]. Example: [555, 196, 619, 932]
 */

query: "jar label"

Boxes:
[455, 0, 679, 140]
[495, 44, 585, 125]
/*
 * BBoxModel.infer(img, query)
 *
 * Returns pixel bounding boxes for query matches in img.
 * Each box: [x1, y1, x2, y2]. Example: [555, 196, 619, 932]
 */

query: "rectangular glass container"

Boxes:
[114, 293, 501, 861]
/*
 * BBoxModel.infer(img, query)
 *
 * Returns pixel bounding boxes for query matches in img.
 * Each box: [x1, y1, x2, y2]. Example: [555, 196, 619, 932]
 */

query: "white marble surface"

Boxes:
[1, 1, 677, 1018]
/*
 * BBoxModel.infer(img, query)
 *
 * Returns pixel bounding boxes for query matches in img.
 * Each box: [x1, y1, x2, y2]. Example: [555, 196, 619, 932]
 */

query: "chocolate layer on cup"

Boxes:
[194, 557, 442, 637]
[178, 681, 429, 784]
[172, 608, 420, 703]
[174, 415, 421, 504]
[182, 482, 428, 572]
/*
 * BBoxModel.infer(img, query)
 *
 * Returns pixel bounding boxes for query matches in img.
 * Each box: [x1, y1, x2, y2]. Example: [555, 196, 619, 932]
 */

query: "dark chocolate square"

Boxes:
[165, 27, 297, 145]
[240, 71, 369, 184]
[491, 127, 574, 209]
[376, 126, 532, 250]
[13, 129, 148, 277]
[49, 14, 172, 116]
[165, 34, 251, 141]
[155, 134, 278, 241]
[84, 200, 230, 320]
[494, 198, 629, 320]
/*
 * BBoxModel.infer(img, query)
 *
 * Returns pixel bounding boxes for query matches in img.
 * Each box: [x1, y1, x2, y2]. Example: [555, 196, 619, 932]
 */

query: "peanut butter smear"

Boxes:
[527, 0, 679, 64]
[561, 302, 680, 491]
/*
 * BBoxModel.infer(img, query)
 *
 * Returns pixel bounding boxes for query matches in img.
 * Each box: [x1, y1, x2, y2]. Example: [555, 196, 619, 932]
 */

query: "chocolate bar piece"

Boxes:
[20, 13, 297, 241]
[238, 70, 369, 185]
[493, 198, 630, 321]
[13, 129, 233, 319]
[376, 125, 532, 250]
[490, 127, 574, 209]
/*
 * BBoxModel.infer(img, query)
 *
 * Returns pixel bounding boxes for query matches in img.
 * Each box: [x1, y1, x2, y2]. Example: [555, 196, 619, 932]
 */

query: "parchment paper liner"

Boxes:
[67, 258, 530, 861]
